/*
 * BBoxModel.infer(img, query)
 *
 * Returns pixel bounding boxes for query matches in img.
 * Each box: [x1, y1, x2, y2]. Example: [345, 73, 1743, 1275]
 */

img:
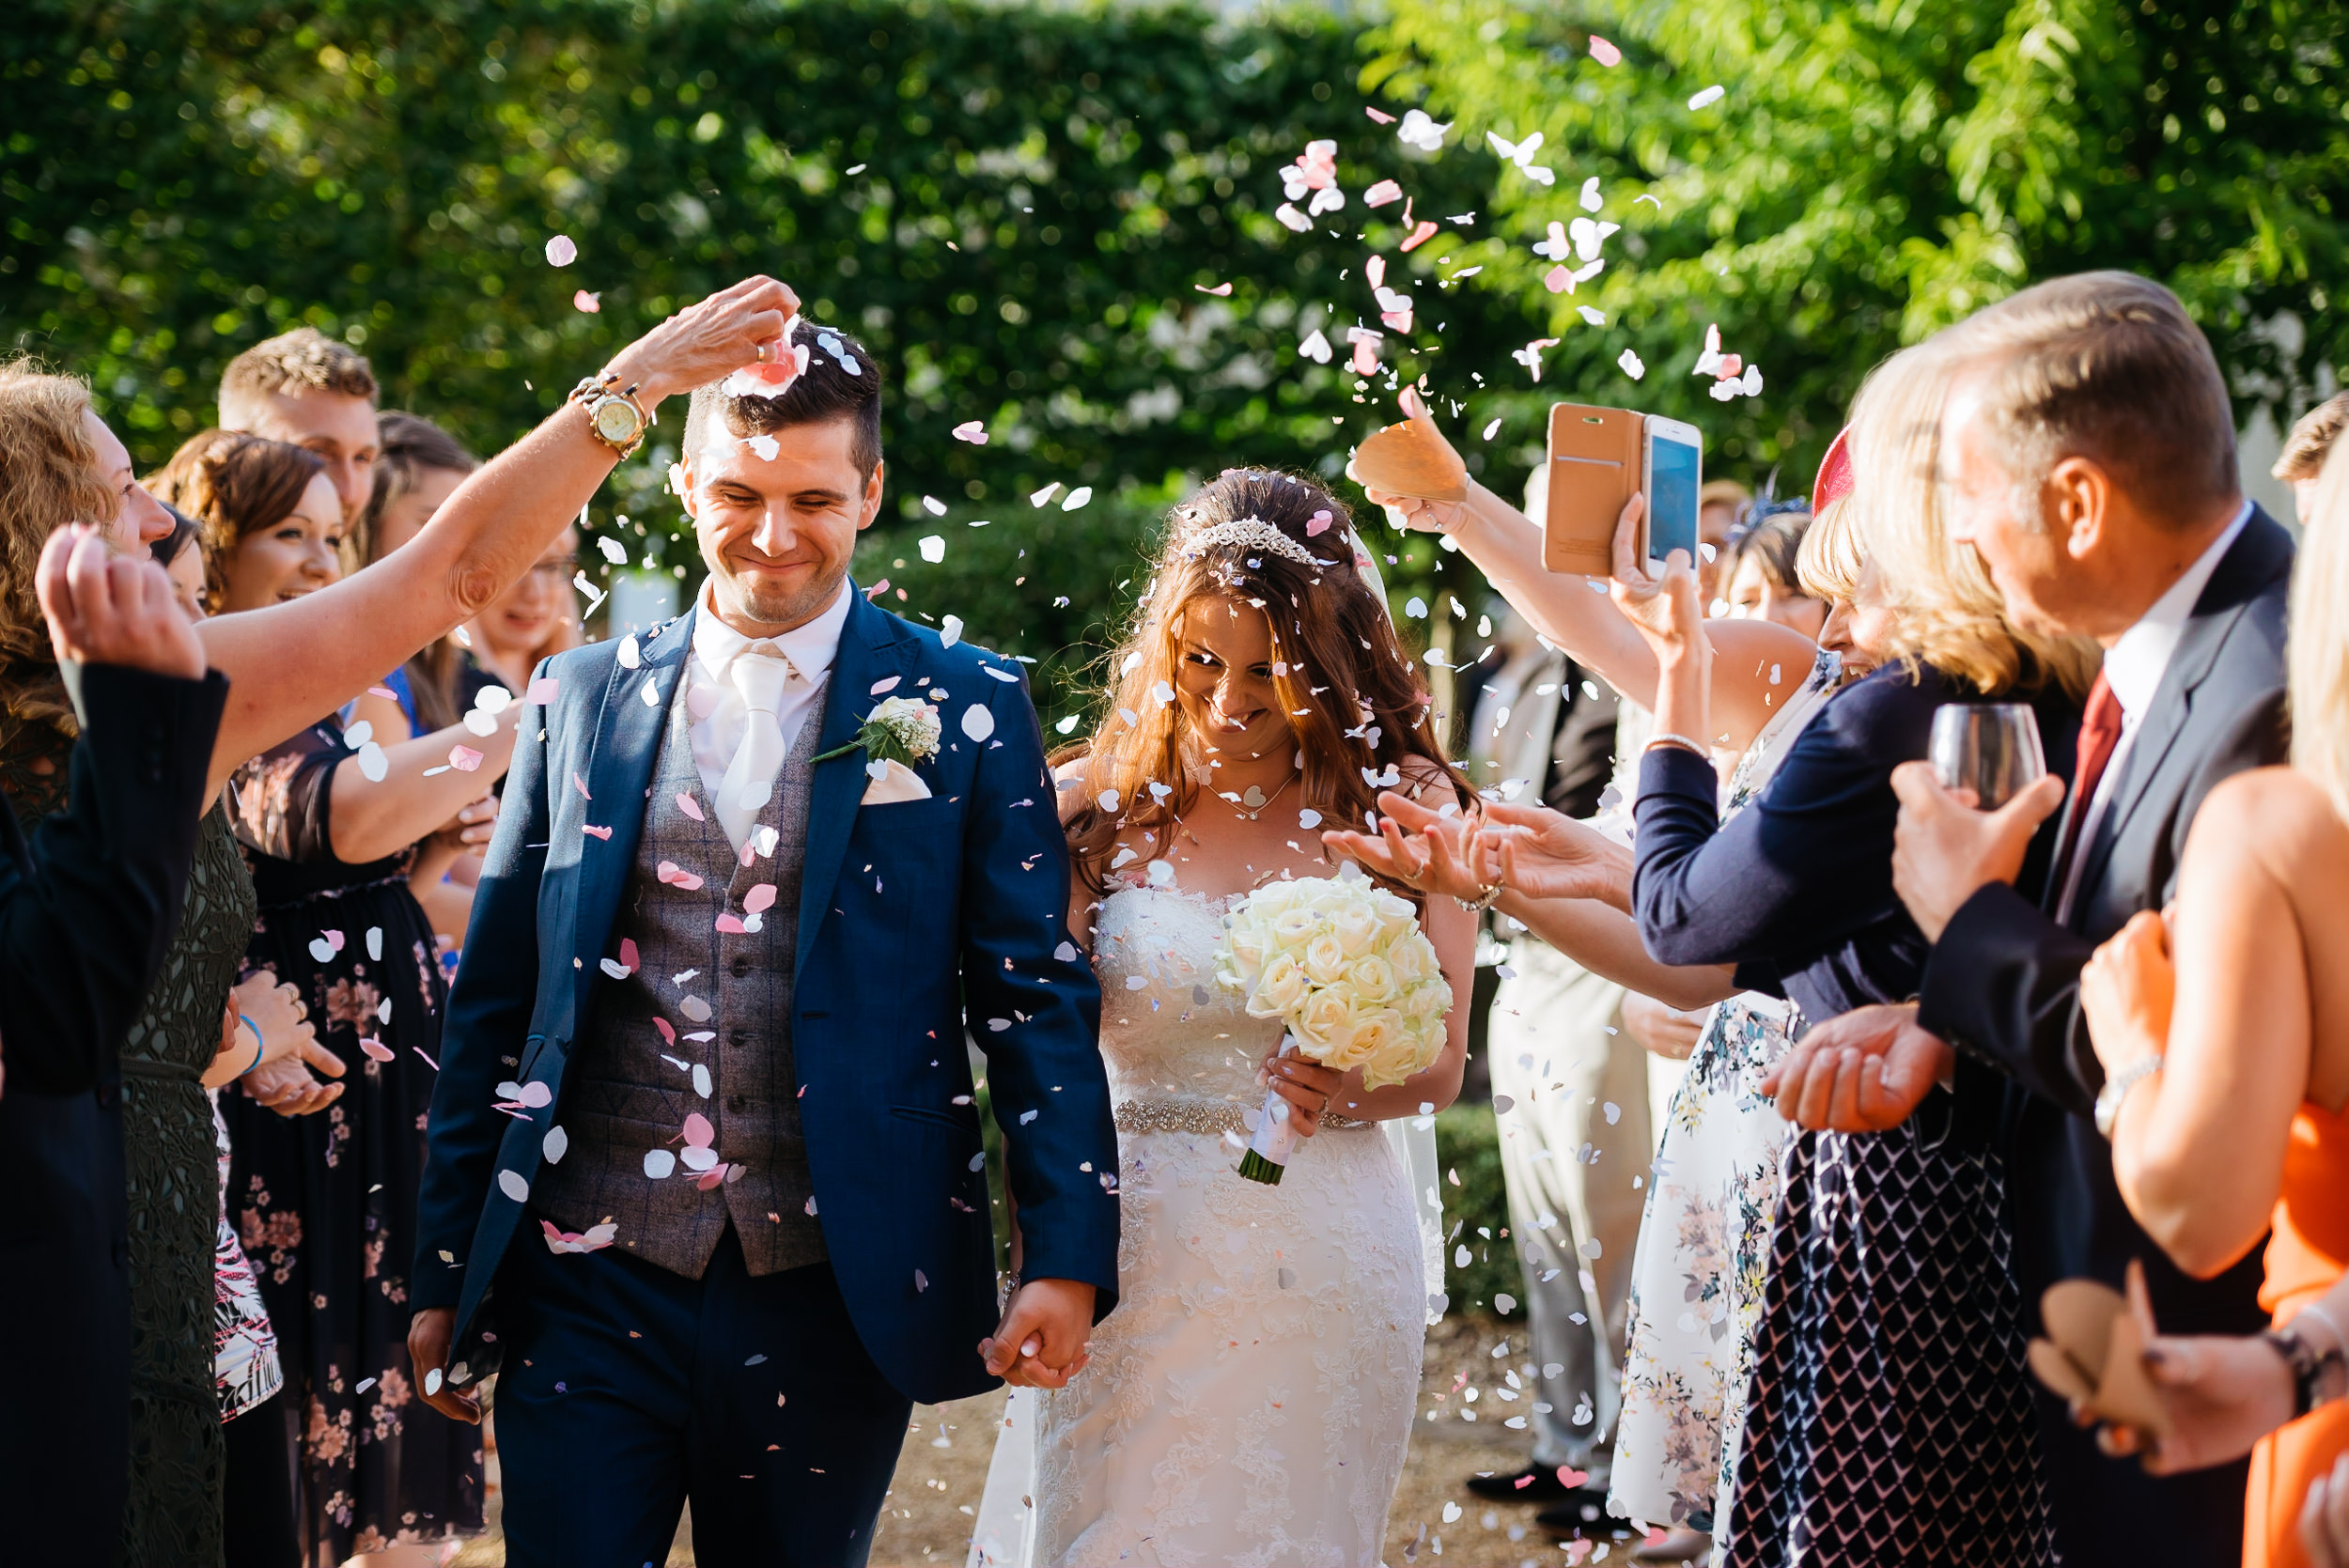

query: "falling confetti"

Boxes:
[962, 704, 997, 742]
[597, 536, 629, 565]
[1030, 482, 1062, 507]
[1193, 281, 1235, 296]
[1363, 179, 1403, 208]
[1618, 348, 1647, 380]
[1365, 106, 1396, 125]
[544, 235, 578, 267]
[1689, 85, 1727, 110]
[922, 495, 947, 516]
[573, 290, 600, 313]
[1485, 130, 1555, 186]
[951, 421, 988, 444]
[1589, 36, 1623, 66]
[1396, 110, 1450, 152]
[919, 535, 946, 564]
[1061, 486, 1093, 511]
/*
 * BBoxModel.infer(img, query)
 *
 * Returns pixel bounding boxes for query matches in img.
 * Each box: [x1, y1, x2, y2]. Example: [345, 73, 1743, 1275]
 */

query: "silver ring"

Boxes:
[754, 342, 770, 364]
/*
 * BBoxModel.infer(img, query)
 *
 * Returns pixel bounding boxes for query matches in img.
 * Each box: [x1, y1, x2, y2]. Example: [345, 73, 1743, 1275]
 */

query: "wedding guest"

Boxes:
[0, 523, 224, 1564]
[2069, 439, 2349, 1567]
[1698, 478, 1751, 603]
[1455, 605, 1644, 1534]
[2276, 392, 2349, 526]
[0, 271, 797, 1566]
[159, 427, 526, 1560]
[1784, 271, 2292, 1568]
[1354, 399, 1834, 1550]
[1719, 506, 1828, 641]
[218, 326, 381, 520]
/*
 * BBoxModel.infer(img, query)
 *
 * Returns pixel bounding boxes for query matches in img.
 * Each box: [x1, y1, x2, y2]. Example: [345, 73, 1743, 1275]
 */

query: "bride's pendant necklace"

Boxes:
[1223, 769, 1299, 821]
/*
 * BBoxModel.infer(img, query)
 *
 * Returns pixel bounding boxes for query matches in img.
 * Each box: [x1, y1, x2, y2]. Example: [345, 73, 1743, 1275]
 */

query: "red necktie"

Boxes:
[2054, 672, 2123, 890]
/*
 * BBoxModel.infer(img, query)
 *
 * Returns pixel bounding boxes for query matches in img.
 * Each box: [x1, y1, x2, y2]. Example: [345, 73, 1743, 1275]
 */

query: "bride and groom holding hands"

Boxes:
[404, 274, 1479, 1566]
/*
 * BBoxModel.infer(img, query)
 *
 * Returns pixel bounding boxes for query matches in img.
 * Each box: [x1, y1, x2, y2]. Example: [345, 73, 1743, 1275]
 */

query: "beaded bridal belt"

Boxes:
[1112, 1098, 1374, 1135]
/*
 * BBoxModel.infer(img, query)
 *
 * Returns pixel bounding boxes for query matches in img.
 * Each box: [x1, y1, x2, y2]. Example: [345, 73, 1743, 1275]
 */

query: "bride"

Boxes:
[974, 468, 1474, 1566]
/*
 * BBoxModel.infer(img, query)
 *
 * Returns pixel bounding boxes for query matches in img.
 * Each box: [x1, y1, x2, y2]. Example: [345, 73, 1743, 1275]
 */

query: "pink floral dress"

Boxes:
[219, 716, 484, 1560]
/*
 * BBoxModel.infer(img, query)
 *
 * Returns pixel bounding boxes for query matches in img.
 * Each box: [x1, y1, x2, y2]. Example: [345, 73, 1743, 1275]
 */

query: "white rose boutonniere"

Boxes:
[816, 694, 942, 770]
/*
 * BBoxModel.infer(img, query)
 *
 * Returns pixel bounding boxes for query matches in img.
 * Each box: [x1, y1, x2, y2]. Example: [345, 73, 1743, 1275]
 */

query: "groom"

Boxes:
[407, 323, 1120, 1566]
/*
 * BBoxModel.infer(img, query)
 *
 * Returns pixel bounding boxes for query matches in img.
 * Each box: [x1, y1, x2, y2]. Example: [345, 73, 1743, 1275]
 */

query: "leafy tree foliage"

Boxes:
[1371, 0, 2349, 488]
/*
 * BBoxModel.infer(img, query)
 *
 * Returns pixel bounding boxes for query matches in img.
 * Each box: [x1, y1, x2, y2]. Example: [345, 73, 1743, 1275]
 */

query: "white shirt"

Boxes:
[685, 579, 851, 820]
[2052, 499, 2251, 922]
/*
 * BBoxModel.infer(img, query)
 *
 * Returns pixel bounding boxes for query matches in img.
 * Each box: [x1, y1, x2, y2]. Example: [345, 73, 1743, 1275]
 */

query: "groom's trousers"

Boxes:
[492, 1225, 913, 1568]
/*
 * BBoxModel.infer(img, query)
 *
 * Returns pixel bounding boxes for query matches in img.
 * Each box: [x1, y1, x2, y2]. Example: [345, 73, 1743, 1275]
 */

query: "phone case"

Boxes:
[1545, 403, 1644, 574]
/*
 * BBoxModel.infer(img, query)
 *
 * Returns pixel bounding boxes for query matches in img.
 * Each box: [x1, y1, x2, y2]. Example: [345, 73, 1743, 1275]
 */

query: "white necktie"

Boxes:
[716, 644, 795, 849]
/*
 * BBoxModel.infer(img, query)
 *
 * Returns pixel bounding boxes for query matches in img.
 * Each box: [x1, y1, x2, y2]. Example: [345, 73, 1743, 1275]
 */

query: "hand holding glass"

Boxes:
[1930, 702, 2047, 811]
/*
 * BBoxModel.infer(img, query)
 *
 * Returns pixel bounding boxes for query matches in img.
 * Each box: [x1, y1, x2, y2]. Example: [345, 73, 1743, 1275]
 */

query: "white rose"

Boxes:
[1269, 907, 1319, 948]
[1249, 953, 1311, 1018]
[1387, 931, 1438, 986]
[1301, 932, 1350, 986]
[1249, 881, 1308, 919]
[1345, 954, 1399, 1004]
[1291, 987, 1358, 1060]
[1329, 900, 1382, 957]
[1225, 923, 1268, 981]
[1347, 1007, 1413, 1085]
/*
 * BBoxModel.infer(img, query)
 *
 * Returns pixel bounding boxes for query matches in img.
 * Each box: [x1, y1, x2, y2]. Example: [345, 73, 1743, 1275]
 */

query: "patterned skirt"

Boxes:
[1719, 1101, 2055, 1567]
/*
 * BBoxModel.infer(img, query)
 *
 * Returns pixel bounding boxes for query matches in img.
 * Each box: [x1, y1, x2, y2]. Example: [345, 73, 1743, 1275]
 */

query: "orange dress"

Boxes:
[2247, 1098, 2349, 1568]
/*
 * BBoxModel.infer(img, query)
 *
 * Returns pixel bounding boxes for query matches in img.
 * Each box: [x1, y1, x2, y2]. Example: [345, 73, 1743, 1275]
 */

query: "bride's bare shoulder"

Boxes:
[2192, 766, 2349, 876]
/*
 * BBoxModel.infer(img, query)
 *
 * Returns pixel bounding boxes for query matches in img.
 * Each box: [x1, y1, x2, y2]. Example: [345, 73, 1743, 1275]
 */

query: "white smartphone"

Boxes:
[1640, 416, 1703, 569]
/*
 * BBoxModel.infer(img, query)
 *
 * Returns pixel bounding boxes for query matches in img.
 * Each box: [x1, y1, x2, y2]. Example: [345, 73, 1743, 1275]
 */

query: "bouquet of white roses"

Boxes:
[1213, 865, 1452, 1185]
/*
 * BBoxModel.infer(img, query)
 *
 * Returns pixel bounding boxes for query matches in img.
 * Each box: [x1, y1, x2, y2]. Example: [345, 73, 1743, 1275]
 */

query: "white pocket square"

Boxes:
[861, 758, 933, 804]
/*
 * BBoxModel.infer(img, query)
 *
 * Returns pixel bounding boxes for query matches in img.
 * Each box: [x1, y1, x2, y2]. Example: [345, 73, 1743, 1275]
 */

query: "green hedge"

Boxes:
[1435, 1099, 1521, 1319]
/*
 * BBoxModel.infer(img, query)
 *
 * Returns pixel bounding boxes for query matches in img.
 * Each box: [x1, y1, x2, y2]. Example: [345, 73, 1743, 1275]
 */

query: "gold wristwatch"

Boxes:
[569, 372, 653, 459]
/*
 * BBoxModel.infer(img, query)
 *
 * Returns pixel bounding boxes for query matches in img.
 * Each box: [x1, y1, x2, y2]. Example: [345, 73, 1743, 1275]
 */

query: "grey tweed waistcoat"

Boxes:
[533, 667, 829, 1279]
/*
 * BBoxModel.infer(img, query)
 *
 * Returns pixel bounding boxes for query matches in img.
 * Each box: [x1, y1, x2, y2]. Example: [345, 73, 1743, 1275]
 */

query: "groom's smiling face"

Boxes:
[680, 414, 884, 635]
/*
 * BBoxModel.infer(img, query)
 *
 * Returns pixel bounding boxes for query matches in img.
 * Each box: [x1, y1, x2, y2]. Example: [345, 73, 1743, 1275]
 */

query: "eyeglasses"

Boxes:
[527, 555, 580, 582]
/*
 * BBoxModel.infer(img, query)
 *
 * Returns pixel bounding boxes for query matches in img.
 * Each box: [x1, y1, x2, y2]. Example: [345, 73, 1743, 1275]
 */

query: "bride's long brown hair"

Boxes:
[1055, 467, 1470, 897]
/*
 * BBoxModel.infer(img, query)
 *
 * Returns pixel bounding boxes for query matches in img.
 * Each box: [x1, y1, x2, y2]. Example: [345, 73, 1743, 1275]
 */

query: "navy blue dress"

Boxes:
[1632, 660, 2078, 1568]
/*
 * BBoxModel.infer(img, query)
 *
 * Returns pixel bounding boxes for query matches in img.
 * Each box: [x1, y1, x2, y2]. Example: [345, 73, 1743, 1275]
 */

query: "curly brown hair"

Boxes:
[1053, 468, 1470, 898]
[0, 359, 116, 754]
[146, 429, 325, 614]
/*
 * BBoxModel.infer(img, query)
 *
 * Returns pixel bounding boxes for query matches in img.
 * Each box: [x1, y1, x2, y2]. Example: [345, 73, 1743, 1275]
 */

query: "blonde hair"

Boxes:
[2279, 393, 2349, 484]
[1795, 498, 1862, 603]
[2290, 440, 2349, 817]
[1848, 346, 2099, 701]
[0, 360, 116, 748]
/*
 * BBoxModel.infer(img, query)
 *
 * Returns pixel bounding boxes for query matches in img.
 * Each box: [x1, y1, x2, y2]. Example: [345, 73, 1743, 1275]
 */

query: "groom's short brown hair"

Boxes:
[683, 322, 883, 481]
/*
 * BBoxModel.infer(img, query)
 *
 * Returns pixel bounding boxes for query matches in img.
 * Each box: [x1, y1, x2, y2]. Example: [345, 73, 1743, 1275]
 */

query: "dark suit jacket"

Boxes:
[0, 661, 227, 1566]
[1919, 505, 2294, 1567]
[412, 588, 1121, 1406]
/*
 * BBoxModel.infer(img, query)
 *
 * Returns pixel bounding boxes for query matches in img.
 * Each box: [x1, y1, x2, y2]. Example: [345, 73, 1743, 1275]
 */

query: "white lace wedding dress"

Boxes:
[972, 884, 1430, 1567]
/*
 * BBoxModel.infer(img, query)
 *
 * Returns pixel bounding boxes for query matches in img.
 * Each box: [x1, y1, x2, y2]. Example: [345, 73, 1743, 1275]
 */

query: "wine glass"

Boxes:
[1930, 703, 2047, 811]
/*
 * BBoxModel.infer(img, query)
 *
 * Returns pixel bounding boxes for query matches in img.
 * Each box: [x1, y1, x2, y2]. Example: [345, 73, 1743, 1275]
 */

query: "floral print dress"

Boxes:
[1608, 647, 1840, 1539]
[220, 716, 484, 1561]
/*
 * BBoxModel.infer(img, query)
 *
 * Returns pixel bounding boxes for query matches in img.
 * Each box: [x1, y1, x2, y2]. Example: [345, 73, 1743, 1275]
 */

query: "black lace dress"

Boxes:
[220, 715, 485, 1560]
[4, 732, 257, 1567]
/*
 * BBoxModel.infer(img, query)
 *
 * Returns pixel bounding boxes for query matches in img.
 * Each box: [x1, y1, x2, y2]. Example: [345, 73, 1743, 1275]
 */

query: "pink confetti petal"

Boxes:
[619, 938, 640, 970]
[583, 824, 613, 840]
[1363, 179, 1403, 208]
[656, 860, 706, 891]
[715, 912, 750, 934]
[1399, 221, 1439, 253]
[448, 744, 484, 772]
[683, 1112, 715, 1148]
[742, 884, 778, 915]
[1306, 511, 1333, 536]
[322, 929, 345, 953]
[360, 1037, 396, 1063]
[1193, 282, 1234, 297]
[865, 578, 891, 600]
[675, 791, 706, 821]
[573, 289, 601, 313]
[1590, 35, 1622, 66]
[518, 1080, 552, 1109]
[654, 1017, 677, 1046]
[572, 772, 592, 800]
[696, 1166, 727, 1190]
[951, 421, 988, 444]
[366, 685, 399, 702]
[1365, 106, 1396, 124]
[526, 676, 559, 706]
[1546, 264, 1572, 293]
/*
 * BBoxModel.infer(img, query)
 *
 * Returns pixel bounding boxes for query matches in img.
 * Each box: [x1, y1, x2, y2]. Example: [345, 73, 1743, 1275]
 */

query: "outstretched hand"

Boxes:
[1321, 788, 1489, 904]
[1357, 386, 1471, 535]
[1760, 1001, 1952, 1131]
[37, 524, 205, 680]
[981, 1277, 1097, 1389]
[1475, 797, 1636, 911]
[606, 273, 804, 406]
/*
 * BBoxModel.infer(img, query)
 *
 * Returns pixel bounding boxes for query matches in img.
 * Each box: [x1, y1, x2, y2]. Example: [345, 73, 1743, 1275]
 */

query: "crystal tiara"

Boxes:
[1183, 516, 1330, 569]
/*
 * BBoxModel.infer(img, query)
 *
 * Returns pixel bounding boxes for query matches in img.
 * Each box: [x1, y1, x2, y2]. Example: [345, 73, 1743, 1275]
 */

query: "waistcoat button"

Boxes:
[729, 1029, 749, 1048]
[730, 956, 753, 977]
[726, 1094, 746, 1112]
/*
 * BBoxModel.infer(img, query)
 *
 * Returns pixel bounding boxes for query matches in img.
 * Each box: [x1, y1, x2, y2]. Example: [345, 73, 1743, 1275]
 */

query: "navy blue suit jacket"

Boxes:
[412, 587, 1118, 1405]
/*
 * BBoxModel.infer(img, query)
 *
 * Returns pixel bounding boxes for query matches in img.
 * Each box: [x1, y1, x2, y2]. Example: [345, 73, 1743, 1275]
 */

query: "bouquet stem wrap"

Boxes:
[1237, 1034, 1306, 1186]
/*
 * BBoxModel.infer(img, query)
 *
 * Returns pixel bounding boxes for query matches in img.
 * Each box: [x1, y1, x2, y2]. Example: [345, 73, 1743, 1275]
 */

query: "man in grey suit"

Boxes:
[1772, 272, 2288, 1567]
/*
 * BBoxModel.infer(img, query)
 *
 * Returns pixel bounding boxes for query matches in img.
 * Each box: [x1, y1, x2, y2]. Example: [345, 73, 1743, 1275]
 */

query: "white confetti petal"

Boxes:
[355, 741, 388, 782]
[543, 1126, 568, 1163]
[498, 1170, 530, 1202]
[597, 536, 628, 565]
[692, 1063, 712, 1098]
[544, 234, 577, 266]
[1618, 348, 1646, 380]
[961, 704, 996, 742]
[941, 614, 963, 647]
[919, 535, 946, 563]
[1060, 486, 1093, 511]
[1688, 84, 1726, 110]
[922, 495, 947, 516]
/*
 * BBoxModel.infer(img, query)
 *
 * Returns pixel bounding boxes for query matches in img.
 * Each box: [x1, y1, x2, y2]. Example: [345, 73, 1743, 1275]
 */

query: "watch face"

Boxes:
[593, 399, 639, 442]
